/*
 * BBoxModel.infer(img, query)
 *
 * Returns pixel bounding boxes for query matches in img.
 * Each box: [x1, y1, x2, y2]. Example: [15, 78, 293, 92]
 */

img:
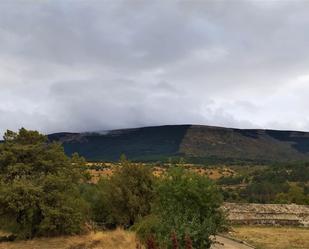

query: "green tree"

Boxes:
[135, 167, 225, 249]
[79, 181, 111, 227]
[0, 128, 88, 238]
[275, 185, 309, 205]
[92, 158, 155, 228]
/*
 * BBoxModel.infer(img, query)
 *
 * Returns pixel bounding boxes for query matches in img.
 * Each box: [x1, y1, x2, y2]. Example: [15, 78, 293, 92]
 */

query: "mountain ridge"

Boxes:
[48, 124, 309, 163]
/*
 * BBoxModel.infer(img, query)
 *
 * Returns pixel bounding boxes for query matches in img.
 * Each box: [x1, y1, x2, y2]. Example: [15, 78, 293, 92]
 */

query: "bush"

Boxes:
[89, 158, 155, 228]
[217, 176, 244, 185]
[135, 166, 226, 249]
[0, 128, 88, 238]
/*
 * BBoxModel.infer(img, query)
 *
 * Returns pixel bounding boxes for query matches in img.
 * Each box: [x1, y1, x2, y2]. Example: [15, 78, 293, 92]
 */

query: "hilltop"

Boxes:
[48, 125, 309, 163]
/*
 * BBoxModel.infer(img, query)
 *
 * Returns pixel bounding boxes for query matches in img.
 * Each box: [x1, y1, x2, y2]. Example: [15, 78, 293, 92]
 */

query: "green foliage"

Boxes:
[275, 185, 309, 205]
[86, 158, 155, 228]
[220, 163, 309, 205]
[217, 175, 244, 185]
[79, 182, 112, 227]
[132, 214, 161, 242]
[241, 181, 289, 203]
[49, 125, 190, 161]
[135, 167, 225, 249]
[221, 188, 243, 202]
[0, 128, 88, 238]
[50, 125, 309, 164]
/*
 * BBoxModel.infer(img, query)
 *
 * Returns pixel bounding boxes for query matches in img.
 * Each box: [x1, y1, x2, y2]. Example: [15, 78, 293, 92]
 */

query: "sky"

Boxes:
[1, 0, 309, 136]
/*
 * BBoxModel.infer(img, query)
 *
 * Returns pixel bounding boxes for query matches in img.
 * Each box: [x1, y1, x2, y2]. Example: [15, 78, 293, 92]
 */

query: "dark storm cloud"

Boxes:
[1, 0, 309, 136]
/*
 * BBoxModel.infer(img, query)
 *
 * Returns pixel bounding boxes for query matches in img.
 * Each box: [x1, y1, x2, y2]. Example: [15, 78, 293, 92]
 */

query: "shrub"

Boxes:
[133, 215, 161, 242]
[135, 167, 226, 249]
[217, 176, 244, 185]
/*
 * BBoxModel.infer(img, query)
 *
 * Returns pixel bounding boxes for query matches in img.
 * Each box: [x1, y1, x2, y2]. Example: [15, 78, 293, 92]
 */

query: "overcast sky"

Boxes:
[1, 0, 309, 136]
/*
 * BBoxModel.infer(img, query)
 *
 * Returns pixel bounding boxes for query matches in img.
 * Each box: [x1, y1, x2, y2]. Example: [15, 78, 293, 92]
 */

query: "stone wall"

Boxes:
[222, 203, 309, 227]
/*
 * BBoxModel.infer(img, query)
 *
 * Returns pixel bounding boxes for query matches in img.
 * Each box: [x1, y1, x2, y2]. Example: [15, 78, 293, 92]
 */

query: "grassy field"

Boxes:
[230, 226, 309, 249]
[0, 229, 138, 249]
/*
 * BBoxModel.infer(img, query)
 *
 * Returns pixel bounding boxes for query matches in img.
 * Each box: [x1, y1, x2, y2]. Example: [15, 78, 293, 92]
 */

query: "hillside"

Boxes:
[48, 125, 309, 163]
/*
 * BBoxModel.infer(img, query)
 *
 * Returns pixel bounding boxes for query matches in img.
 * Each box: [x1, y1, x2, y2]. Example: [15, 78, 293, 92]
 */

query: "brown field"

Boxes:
[87, 162, 235, 183]
[230, 226, 309, 249]
[0, 229, 139, 249]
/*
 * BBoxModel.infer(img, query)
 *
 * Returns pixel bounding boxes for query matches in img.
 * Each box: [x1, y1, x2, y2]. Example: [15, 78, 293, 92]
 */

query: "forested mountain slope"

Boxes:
[48, 125, 309, 163]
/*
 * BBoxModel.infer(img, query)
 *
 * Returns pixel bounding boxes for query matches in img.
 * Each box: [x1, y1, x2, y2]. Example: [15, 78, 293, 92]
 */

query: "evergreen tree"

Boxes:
[0, 128, 88, 238]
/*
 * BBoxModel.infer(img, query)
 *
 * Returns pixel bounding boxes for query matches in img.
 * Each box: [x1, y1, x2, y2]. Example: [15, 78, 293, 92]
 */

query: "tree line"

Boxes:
[219, 163, 309, 205]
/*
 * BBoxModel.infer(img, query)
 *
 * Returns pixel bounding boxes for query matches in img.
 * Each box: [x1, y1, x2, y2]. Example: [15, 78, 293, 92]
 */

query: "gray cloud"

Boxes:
[1, 0, 309, 136]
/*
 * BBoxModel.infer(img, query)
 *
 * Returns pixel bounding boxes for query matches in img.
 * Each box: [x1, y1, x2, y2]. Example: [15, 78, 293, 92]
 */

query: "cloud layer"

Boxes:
[1, 0, 309, 136]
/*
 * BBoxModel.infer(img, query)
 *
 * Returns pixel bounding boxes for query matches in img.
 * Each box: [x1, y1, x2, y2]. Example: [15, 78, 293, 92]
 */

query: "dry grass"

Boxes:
[230, 226, 309, 249]
[87, 164, 235, 183]
[2, 226, 308, 249]
[189, 167, 235, 180]
[0, 229, 139, 249]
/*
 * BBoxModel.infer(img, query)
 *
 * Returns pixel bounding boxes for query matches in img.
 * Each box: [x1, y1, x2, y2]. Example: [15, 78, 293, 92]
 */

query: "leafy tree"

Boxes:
[275, 185, 309, 205]
[79, 181, 111, 227]
[0, 128, 88, 238]
[241, 181, 290, 203]
[91, 157, 155, 228]
[135, 167, 225, 249]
